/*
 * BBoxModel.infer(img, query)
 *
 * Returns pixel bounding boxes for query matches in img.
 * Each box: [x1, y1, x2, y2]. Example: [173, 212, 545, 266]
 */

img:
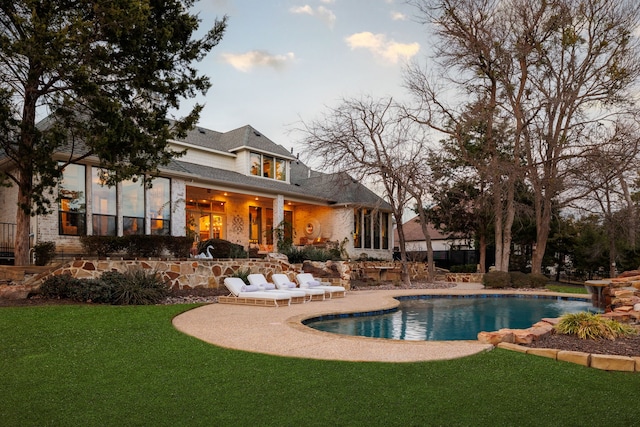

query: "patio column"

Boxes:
[273, 195, 284, 250]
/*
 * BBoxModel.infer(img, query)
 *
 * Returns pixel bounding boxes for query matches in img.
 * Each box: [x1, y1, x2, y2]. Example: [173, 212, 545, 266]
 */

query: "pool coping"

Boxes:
[172, 285, 595, 363]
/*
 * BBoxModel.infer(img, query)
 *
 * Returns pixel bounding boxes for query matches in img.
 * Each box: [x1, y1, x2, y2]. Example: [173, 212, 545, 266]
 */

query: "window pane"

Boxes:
[382, 213, 389, 249]
[263, 156, 274, 178]
[275, 159, 286, 181]
[92, 214, 116, 236]
[122, 177, 144, 217]
[92, 167, 117, 236]
[364, 209, 372, 249]
[92, 167, 116, 215]
[149, 177, 170, 236]
[149, 177, 170, 219]
[250, 152, 261, 176]
[123, 217, 144, 235]
[59, 164, 86, 236]
[59, 211, 86, 236]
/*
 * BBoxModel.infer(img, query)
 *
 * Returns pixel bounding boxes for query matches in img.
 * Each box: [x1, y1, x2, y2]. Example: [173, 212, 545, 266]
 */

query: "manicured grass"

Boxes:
[1, 304, 639, 426]
[546, 283, 589, 294]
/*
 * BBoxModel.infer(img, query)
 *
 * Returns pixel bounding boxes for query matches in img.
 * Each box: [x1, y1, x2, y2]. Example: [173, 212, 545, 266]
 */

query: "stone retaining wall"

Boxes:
[25, 258, 436, 291]
[32, 256, 352, 290]
[445, 273, 484, 283]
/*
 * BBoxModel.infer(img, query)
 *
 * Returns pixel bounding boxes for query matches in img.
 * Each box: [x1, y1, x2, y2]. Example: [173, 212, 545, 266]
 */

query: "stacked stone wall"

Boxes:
[35, 256, 354, 290]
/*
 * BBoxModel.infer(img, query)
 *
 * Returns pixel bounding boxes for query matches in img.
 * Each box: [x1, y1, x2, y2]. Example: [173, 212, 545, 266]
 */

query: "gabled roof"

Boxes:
[180, 124, 295, 159]
[394, 215, 450, 242]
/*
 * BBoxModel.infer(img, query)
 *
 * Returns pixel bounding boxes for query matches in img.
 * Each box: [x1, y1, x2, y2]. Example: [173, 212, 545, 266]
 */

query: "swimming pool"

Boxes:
[305, 295, 598, 341]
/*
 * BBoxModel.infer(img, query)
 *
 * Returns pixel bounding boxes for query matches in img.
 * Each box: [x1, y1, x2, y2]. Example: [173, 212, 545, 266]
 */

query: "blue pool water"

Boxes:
[305, 295, 598, 341]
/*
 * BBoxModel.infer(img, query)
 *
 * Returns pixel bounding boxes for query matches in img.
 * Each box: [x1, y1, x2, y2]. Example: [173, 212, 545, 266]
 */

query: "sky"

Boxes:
[177, 0, 432, 160]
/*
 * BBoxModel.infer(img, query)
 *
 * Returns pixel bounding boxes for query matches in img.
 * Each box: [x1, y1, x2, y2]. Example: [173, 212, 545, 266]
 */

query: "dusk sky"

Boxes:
[177, 0, 431, 159]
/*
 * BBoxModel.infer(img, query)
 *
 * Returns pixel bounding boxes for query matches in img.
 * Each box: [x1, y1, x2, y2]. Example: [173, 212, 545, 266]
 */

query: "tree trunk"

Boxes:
[478, 234, 486, 273]
[14, 174, 32, 266]
[415, 204, 435, 282]
[394, 215, 411, 285]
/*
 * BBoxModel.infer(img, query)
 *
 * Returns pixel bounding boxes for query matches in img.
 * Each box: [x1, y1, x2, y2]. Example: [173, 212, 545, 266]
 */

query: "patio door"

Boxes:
[188, 212, 224, 242]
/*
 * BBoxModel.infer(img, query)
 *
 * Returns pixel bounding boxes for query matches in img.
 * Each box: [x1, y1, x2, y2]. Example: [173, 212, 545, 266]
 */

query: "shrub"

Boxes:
[508, 271, 530, 288]
[528, 273, 548, 288]
[34, 241, 56, 266]
[482, 271, 510, 288]
[450, 264, 477, 273]
[301, 246, 338, 262]
[123, 235, 166, 258]
[281, 246, 305, 263]
[197, 238, 247, 258]
[39, 274, 82, 299]
[555, 312, 637, 340]
[80, 236, 123, 257]
[163, 236, 194, 258]
[104, 270, 169, 305]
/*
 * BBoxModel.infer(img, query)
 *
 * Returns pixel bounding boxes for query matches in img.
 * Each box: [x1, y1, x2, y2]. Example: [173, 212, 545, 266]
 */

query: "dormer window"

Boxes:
[250, 152, 287, 181]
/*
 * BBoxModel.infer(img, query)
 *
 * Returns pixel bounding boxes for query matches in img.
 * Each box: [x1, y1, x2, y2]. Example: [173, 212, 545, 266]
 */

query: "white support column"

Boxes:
[116, 181, 123, 236]
[171, 179, 187, 237]
[86, 166, 93, 235]
[273, 195, 284, 250]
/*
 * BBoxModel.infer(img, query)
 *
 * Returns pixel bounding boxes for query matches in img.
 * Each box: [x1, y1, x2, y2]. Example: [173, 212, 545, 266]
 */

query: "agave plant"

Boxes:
[555, 312, 637, 340]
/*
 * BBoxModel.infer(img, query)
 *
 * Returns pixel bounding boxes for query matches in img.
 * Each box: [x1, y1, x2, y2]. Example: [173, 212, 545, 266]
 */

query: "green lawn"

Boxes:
[1, 304, 638, 426]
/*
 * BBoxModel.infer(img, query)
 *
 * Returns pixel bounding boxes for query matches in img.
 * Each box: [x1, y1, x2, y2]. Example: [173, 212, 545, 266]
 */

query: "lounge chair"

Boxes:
[220, 277, 291, 307]
[247, 273, 309, 304]
[296, 273, 346, 298]
[272, 273, 326, 301]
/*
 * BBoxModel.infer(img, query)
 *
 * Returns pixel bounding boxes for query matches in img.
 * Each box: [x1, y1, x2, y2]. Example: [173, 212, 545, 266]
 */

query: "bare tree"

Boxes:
[569, 119, 640, 277]
[298, 96, 430, 284]
[408, 0, 640, 274]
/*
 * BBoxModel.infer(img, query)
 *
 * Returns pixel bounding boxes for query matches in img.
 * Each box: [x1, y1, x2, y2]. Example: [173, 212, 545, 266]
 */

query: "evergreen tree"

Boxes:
[0, 0, 226, 264]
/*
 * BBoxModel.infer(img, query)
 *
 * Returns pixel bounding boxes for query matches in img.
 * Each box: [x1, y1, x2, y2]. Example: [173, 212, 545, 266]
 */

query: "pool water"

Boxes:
[306, 295, 598, 341]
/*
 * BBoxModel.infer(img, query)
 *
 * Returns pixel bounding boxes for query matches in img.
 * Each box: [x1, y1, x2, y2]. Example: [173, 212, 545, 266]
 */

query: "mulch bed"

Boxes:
[522, 331, 640, 358]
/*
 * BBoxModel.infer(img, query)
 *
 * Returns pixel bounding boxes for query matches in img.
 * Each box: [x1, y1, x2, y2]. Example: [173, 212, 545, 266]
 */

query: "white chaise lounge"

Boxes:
[220, 277, 291, 307]
[247, 273, 309, 304]
[272, 273, 326, 302]
[296, 273, 346, 298]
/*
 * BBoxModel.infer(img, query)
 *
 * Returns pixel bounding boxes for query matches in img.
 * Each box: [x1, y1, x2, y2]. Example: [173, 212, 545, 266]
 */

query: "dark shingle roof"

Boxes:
[180, 124, 294, 159]
[163, 157, 391, 210]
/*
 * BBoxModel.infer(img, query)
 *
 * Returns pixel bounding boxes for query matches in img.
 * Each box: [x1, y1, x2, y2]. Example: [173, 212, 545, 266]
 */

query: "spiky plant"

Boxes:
[555, 312, 637, 340]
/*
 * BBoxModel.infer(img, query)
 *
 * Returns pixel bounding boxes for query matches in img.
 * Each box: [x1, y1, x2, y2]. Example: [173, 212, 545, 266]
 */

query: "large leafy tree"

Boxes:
[0, 0, 226, 265]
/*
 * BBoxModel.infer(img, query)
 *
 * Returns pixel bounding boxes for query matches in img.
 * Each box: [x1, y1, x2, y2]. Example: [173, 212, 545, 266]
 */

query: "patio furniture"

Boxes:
[272, 273, 326, 301]
[220, 277, 291, 307]
[296, 273, 346, 298]
[247, 273, 309, 304]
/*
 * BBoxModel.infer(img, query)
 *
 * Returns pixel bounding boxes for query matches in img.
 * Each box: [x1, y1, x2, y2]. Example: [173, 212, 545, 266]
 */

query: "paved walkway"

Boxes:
[173, 282, 499, 363]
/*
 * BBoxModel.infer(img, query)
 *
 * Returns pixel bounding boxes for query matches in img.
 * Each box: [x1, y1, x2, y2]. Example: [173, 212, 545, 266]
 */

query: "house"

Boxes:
[394, 216, 476, 268]
[0, 122, 394, 260]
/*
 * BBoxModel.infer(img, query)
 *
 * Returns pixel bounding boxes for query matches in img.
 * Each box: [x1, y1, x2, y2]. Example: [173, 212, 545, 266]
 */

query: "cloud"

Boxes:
[221, 50, 296, 72]
[345, 32, 420, 63]
[290, 4, 336, 28]
[391, 11, 406, 21]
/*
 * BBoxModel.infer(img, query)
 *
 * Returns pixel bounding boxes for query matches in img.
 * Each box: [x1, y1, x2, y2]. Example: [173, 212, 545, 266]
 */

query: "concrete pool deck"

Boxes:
[173, 282, 531, 362]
